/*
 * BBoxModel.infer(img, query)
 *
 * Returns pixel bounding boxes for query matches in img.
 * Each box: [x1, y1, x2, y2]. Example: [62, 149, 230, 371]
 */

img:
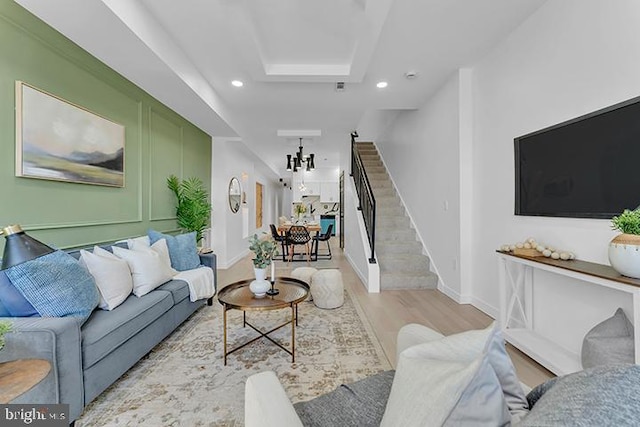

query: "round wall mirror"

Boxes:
[228, 177, 241, 213]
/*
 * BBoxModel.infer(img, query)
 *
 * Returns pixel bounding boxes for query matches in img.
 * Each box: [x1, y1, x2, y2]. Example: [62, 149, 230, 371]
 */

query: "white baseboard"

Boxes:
[345, 253, 370, 292]
[469, 296, 498, 320]
[437, 283, 474, 305]
[218, 249, 250, 269]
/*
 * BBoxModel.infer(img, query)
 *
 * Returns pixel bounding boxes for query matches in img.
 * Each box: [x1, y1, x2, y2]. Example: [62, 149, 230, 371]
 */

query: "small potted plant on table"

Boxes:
[248, 233, 278, 297]
[609, 208, 640, 278]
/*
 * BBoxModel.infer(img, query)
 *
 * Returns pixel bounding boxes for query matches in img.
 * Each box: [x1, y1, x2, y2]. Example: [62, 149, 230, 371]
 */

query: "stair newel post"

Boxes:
[369, 199, 376, 263]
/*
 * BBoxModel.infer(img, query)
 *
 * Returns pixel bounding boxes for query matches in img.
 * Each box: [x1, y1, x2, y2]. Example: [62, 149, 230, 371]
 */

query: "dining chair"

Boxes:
[269, 224, 288, 262]
[286, 225, 312, 262]
[313, 224, 333, 260]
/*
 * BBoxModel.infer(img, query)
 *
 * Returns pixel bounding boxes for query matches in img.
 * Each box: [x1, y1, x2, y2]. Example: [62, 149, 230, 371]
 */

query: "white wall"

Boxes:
[455, 0, 640, 357]
[211, 138, 281, 268]
[376, 71, 464, 299]
[471, 0, 640, 319]
[364, 1, 640, 351]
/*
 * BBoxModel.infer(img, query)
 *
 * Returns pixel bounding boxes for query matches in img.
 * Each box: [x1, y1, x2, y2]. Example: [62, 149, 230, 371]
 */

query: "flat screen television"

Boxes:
[515, 96, 640, 219]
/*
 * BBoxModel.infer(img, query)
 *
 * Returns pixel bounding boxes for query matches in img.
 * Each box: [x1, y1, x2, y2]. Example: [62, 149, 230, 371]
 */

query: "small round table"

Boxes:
[0, 359, 51, 403]
[217, 277, 309, 365]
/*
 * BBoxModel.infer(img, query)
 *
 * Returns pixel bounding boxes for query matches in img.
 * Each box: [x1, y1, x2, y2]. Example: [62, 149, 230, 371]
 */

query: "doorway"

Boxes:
[255, 182, 263, 228]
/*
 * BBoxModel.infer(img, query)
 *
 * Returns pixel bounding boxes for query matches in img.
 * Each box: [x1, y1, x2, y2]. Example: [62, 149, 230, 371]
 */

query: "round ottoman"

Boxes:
[291, 267, 317, 301]
[310, 269, 344, 309]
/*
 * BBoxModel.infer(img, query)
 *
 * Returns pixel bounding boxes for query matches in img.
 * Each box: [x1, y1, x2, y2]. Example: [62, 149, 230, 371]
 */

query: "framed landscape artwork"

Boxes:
[15, 81, 125, 187]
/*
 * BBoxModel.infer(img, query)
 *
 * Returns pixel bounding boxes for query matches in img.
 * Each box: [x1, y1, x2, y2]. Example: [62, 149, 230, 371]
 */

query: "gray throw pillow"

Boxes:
[581, 307, 634, 369]
[518, 364, 640, 426]
[293, 370, 394, 427]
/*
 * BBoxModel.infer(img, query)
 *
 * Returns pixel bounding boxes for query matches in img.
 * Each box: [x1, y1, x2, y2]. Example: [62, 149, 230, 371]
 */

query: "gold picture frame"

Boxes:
[15, 81, 125, 187]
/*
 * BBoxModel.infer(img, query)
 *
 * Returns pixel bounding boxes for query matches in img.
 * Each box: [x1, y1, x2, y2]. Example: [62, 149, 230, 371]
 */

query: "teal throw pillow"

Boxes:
[4, 250, 100, 323]
[148, 230, 200, 271]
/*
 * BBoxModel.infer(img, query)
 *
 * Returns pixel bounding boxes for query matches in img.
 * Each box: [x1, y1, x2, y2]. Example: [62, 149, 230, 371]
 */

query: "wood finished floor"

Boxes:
[217, 237, 554, 388]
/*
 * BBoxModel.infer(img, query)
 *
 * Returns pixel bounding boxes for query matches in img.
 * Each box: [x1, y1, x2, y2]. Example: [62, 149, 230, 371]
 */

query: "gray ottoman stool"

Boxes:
[310, 269, 344, 309]
[291, 267, 317, 301]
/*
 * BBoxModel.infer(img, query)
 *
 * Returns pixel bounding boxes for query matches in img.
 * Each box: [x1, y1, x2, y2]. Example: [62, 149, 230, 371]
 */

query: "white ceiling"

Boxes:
[16, 0, 546, 176]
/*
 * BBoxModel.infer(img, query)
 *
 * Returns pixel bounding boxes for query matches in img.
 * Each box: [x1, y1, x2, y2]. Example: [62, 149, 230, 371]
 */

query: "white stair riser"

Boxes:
[380, 260, 431, 274]
[376, 229, 415, 241]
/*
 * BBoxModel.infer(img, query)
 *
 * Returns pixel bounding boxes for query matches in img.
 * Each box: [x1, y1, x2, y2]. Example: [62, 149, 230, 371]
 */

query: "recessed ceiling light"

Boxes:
[231, 80, 244, 87]
[376, 81, 388, 89]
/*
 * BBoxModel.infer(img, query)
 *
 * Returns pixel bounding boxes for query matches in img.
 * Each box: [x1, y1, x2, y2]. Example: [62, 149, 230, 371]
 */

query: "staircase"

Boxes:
[355, 142, 438, 290]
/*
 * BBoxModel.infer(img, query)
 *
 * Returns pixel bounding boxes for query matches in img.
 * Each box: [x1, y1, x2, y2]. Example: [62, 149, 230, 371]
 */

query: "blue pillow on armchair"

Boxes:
[4, 251, 100, 323]
[0, 271, 39, 317]
[148, 230, 200, 271]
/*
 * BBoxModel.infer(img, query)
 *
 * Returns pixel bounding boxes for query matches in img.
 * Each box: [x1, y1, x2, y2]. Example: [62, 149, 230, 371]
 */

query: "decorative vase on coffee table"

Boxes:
[250, 267, 270, 297]
[609, 234, 640, 279]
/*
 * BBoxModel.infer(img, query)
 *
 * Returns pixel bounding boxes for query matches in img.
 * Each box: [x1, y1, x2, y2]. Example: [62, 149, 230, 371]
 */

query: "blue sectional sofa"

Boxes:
[0, 243, 217, 425]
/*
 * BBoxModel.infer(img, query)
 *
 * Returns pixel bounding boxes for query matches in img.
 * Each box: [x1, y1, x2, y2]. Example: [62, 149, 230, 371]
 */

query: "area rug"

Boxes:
[77, 286, 391, 426]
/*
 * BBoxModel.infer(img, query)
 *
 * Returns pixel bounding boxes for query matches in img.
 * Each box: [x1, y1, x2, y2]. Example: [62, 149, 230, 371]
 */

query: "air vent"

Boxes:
[335, 82, 345, 92]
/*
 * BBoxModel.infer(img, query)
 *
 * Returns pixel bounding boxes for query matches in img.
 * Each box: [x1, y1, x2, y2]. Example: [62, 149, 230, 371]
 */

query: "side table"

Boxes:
[0, 359, 51, 403]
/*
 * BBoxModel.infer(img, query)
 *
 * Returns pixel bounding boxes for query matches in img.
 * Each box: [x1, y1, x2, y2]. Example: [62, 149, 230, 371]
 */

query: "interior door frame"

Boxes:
[255, 181, 263, 229]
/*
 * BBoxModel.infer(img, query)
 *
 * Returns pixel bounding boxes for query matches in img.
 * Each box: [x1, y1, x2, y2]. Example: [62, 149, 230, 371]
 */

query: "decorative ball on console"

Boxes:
[499, 237, 575, 261]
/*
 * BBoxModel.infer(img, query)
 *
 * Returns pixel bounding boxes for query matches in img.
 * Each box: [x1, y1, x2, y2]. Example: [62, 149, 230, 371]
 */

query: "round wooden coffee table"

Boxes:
[217, 277, 309, 365]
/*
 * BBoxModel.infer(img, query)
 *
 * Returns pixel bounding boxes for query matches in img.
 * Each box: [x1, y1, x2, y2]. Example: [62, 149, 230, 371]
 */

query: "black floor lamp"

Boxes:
[1, 225, 54, 270]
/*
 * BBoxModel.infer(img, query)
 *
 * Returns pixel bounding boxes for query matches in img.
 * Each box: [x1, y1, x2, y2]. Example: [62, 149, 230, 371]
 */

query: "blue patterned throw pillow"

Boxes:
[5, 250, 100, 323]
[148, 230, 200, 271]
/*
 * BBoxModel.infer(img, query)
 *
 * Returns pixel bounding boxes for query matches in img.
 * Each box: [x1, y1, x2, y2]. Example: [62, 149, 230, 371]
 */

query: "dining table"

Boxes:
[277, 223, 322, 235]
[277, 223, 322, 262]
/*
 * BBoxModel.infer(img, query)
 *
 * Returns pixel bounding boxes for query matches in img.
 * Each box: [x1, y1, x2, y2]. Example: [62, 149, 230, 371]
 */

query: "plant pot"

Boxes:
[608, 233, 640, 279]
[250, 267, 270, 297]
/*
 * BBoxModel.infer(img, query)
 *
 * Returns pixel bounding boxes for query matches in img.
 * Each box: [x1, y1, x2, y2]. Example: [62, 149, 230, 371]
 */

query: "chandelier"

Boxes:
[286, 138, 315, 172]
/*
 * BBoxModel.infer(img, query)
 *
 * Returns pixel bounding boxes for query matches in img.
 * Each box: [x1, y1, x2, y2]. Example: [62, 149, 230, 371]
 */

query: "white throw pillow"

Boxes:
[380, 323, 511, 427]
[80, 247, 133, 310]
[123, 235, 151, 248]
[112, 242, 176, 297]
[128, 237, 176, 275]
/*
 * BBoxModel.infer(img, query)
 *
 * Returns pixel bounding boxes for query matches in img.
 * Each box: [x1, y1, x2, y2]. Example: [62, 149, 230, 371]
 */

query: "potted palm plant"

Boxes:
[248, 233, 278, 297]
[609, 208, 640, 278]
[167, 175, 212, 245]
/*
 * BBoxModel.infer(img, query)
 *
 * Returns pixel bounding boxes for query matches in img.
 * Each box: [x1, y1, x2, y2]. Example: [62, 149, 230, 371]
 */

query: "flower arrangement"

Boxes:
[294, 203, 307, 218]
[248, 233, 278, 269]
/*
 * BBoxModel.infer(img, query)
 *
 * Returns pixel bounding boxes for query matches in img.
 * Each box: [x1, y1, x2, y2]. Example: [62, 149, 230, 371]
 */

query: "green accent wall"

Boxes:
[0, 2, 212, 250]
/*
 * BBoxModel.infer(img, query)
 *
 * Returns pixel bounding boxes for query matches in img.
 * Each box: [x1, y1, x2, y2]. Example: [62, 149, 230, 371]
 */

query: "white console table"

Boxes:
[497, 251, 640, 376]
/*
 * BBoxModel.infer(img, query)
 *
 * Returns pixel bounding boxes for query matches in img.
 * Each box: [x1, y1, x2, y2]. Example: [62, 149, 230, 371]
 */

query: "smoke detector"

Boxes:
[404, 71, 418, 79]
[335, 82, 345, 92]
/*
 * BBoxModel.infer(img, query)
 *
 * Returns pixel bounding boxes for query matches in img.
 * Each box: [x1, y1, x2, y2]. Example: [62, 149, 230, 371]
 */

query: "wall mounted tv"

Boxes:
[515, 96, 640, 219]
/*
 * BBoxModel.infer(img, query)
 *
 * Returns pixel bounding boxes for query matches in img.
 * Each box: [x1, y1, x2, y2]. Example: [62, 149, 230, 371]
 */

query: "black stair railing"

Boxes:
[350, 134, 376, 264]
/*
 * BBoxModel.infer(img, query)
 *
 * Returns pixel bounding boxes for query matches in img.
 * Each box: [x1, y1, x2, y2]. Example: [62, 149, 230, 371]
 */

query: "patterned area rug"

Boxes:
[77, 286, 391, 426]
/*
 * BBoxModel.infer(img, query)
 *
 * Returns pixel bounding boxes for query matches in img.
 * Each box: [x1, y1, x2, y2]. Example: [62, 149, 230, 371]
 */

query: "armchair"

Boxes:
[244, 323, 445, 427]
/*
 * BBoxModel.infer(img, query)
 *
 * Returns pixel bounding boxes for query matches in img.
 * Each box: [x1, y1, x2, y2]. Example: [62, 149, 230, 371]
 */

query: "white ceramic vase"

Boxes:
[608, 234, 640, 279]
[250, 267, 270, 297]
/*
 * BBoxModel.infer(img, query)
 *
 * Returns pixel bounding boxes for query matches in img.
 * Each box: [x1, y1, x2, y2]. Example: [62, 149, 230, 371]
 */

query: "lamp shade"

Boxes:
[286, 154, 292, 171]
[1, 225, 54, 270]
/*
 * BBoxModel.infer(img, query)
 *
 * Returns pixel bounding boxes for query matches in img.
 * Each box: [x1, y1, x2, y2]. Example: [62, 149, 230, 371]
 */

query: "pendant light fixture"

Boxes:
[285, 138, 315, 172]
